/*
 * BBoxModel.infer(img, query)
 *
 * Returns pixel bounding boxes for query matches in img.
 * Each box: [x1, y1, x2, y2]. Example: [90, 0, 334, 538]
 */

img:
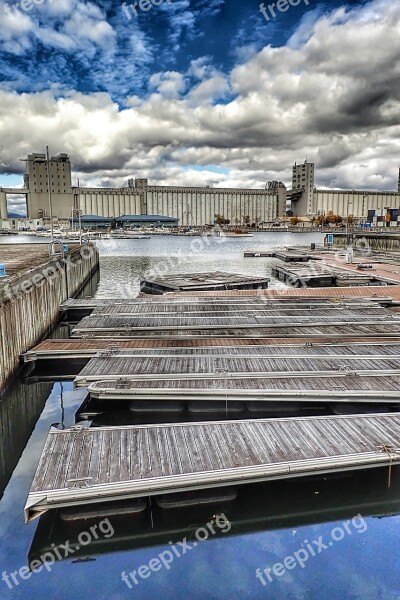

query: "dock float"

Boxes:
[272, 263, 383, 288]
[25, 413, 400, 522]
[73, 343, 400, 387]
[71, 323, 400, 340]
[23, 337, 400, 364]
[140, 271, 270, 295]
[87, 373, 400, 403]
[70, 298, 400, 338]
[273, 251, 311, 262]
[243, 250, 313, 261]
[244, 250, 275, 257]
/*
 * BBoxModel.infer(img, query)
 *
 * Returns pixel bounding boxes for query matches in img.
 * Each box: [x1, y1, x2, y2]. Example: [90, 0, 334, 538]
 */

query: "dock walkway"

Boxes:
[25, 413, 400, 522]
[74, 343, 400, 386]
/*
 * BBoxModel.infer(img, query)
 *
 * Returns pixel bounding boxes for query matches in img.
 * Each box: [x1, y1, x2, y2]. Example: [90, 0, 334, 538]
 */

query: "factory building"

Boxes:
[290, 160, 400, 218]
[291, 161, 314, 215]
[25, 153, 72, 219]
[7, 152, 400, 224]
[72, 181, 283, 227]
[19, 154, 285, 226]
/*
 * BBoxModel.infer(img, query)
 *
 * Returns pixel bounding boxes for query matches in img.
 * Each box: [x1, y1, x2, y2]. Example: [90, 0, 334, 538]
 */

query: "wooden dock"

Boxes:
[168, 286, 400, 300]
[87, 372, 400, 403]
[23, 337, 400, 365]
[244, 250, 275, 257]
[140, 271, 270, 294]
[243, 250, 314, 261]
[74, 343, 400, 387]
[25, 413, 400, 522]
[273, 251, 311, 262]
[69, 297, 400, 339]
[272, 263, 385, 288]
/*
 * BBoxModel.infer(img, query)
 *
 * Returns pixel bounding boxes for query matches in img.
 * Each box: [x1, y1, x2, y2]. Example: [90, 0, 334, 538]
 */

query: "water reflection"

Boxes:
[28, 468, 400, 566]
[0, 379, 52, 497]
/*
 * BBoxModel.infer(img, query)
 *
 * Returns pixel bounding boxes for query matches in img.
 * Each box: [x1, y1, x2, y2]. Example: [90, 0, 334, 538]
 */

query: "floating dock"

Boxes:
[23, 336, 400, 365]
[87, 372, 400, 403]
[272, 263, 381, 288]
[25, 413, 400, 522]
[244, 250, 275, 258]
[243, 250, 313, 261]
[74, 343, 400, 387]
[273, 251, 311, 262]
[140, 271, 270, 294]
[71, 306, 400, 338]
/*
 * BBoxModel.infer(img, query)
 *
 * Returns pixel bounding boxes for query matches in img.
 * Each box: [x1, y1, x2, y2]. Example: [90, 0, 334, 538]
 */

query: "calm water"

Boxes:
[1, 233, 400, 600]
[94, 231, 324, 297]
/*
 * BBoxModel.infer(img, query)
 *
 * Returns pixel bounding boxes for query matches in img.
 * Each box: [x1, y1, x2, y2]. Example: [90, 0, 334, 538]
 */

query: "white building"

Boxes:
[25, 153, 73, 219]
[17, 154, 285, 226]
[290, 160, 400, 218]
[291, 161, 315, 215]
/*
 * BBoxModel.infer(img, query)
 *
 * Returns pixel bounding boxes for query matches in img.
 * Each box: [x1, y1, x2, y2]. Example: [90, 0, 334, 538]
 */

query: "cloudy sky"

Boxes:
[0, 0, 399, 214]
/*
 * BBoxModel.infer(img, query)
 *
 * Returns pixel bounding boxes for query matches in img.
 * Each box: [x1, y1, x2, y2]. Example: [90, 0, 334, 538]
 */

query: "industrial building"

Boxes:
[0, 154, 286, 227]
[290, 160, 400, 218]
[2, 153, 400, 224]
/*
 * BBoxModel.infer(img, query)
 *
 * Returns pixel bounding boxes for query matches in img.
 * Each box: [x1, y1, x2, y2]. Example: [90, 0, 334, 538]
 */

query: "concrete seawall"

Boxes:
[0, 244, 99, 393]
[325, 233, 400, 252]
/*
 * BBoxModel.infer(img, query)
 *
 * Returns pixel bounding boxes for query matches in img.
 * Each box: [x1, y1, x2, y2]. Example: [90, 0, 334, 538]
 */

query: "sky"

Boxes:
[0, 0, 399, 214]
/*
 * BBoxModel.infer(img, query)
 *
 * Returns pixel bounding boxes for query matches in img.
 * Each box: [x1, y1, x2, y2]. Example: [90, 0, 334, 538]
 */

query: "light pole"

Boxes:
[362, 194, 369, 226]
[345, 198, 353, 263]
[46, 146, 54, 243]
[345, 198, 353, 239]
[384, 206, 390, 228]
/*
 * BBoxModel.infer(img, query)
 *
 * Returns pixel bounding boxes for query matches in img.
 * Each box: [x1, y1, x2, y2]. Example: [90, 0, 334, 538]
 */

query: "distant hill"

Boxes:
[7, 212, 26, 218]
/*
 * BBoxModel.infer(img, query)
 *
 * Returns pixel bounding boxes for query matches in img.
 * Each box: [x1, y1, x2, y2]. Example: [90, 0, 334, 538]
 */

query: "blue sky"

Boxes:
[1, 0, 399, 213]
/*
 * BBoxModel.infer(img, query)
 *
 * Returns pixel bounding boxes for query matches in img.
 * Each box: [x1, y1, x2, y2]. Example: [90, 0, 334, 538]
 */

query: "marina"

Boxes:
[3, 232, 400, 600]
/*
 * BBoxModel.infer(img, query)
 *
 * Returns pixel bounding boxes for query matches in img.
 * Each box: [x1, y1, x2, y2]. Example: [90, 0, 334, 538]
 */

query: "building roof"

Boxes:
[115, 214, 178, 222]
[77, 215, 113, 222]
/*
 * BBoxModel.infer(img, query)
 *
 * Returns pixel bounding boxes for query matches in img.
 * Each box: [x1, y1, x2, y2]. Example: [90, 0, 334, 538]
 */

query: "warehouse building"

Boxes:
[290, 160, 400, 218]
[13, 154, 285, 226]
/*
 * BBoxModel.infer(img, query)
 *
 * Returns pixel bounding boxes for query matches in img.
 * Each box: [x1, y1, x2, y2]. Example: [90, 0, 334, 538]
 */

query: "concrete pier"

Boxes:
[0, 243, 99, 392]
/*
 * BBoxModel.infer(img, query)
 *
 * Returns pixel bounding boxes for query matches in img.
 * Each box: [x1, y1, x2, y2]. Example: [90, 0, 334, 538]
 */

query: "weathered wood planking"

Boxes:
[71, 322, 400, 339]
[25, 414, 400, 521]
[75, 344, 400, 386]
[24, 337, 400, 362]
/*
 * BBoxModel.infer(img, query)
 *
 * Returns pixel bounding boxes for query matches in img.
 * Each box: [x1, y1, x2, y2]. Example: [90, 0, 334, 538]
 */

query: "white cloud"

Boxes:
[1, 0, 400, 194]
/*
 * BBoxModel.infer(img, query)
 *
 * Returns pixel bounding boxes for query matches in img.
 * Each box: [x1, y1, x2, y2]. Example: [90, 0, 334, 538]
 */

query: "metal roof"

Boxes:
[114, 214, 178, 222]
